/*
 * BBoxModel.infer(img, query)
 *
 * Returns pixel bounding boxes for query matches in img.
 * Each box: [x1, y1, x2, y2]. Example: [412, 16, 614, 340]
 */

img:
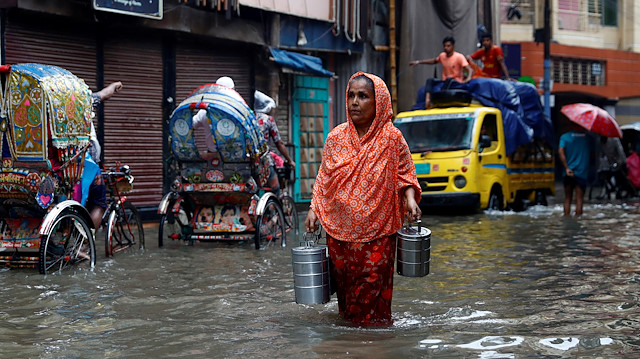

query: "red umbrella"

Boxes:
[561, 103, 622, 138]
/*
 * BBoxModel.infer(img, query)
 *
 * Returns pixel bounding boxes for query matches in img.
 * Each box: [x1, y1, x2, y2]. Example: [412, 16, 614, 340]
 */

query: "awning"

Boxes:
[269, 48, 334, 78]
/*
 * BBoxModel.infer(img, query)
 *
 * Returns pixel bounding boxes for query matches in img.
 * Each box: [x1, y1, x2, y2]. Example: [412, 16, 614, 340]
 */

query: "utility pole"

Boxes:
[543, 0, 551, 121]
[389, 0, 397, 114]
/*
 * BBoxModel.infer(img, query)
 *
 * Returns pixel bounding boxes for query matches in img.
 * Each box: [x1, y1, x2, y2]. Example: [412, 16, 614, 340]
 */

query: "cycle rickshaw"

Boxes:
[0, 63, 97, 273]
[158, 83, 298, 249]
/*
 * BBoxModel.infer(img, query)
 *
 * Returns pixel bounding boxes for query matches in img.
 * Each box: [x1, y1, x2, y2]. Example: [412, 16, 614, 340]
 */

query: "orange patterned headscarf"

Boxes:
[311, 72, 421, 242]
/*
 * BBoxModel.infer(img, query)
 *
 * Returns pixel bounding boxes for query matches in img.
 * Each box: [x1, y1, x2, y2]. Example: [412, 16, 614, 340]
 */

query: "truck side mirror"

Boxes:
[479, 135, 492, 152]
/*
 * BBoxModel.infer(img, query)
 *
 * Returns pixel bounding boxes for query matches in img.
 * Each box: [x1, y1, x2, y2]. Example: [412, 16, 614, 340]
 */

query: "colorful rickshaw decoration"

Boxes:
[0, 63, 96, 273]
[158, 83, 289, 249]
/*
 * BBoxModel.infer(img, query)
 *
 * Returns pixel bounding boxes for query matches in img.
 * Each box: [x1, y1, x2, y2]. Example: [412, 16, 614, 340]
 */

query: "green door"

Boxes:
[292, 76, 330, 203]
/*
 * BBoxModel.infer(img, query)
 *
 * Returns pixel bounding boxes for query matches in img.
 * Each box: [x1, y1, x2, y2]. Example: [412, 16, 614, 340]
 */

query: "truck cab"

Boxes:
[395, 104, 554, 211]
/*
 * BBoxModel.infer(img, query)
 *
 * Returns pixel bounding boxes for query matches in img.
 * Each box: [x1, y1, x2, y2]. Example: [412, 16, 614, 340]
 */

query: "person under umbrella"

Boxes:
[559, 122, 595, 217]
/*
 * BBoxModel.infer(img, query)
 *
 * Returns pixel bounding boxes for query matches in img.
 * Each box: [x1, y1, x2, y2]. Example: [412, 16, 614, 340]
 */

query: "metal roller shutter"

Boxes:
[175, 43, 252, 103]
[3, 15, 97, 89]
[102, 35, 164, 209]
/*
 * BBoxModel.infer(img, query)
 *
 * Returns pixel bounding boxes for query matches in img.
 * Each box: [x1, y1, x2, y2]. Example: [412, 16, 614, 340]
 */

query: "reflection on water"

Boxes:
[0, 200, 639, 357]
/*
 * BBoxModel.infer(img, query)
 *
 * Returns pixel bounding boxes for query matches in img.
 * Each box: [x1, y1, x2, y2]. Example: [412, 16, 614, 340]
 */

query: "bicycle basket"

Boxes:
[116, 177, 134, 193]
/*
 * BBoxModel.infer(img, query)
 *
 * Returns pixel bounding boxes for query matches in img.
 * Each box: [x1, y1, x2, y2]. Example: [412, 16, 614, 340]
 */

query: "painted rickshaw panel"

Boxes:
[5, 63, 92, 161]
[164, 84, 274, 238]
[0, 64, 93, 265]
[169, 85, 266, 162]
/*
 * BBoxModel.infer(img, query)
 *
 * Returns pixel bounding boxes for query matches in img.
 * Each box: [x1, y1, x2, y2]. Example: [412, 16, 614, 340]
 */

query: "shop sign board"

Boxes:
[93, 0, 163, 20]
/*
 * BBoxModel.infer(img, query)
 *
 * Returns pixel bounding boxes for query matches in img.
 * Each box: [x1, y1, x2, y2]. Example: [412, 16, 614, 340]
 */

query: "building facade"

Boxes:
[0, 0, 387, 215]
[500, 0, 640, 127]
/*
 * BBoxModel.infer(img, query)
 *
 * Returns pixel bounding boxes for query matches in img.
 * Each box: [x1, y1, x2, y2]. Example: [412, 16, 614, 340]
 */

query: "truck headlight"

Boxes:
[453, 175, 466, 189]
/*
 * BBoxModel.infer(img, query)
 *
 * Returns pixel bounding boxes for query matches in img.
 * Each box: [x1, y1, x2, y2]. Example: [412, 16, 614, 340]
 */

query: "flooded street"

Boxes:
[1, 196, 640, 358]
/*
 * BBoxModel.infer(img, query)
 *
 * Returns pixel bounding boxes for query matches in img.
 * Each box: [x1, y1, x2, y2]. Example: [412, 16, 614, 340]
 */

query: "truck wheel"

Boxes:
[534, 190, 548, 206]
[510, 192, 528, 212]
[488, 187, 504, 210]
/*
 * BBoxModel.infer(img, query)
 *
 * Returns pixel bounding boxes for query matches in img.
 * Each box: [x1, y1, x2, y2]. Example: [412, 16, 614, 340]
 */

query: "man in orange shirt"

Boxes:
[410, 36, 473, 107]
[410, 36, 473, 83]
[466, 33, 511, 80]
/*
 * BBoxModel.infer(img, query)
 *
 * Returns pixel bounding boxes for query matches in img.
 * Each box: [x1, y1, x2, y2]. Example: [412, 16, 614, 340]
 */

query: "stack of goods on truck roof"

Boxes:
[412, 78, 555, 155]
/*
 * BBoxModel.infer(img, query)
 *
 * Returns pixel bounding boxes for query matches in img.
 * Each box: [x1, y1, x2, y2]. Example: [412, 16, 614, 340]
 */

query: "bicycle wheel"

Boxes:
[39, 211, 96, 274]
[254, 198, 286, 250]
[105, 202, 144, 257]
[282, 195, 299, 237]
[158, 207, 190, 247]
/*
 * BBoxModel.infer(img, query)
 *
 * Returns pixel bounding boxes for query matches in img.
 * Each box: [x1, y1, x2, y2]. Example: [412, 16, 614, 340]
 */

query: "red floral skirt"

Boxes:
[327, 234, 397, 327]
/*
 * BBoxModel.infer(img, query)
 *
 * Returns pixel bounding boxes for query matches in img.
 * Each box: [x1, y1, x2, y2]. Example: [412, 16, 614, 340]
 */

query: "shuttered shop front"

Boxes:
[175, 41, 252, 159]
[3, 13, 97, 90]
[175, 42, 252, 102]
[102, 35, 164, 209]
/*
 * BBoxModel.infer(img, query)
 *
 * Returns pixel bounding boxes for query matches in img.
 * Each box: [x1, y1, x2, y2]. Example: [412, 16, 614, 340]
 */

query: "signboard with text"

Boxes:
[93, 0, 163, 20]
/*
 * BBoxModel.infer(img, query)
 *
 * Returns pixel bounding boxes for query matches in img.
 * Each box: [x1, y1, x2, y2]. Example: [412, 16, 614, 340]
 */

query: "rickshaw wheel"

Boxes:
[38, 211, 96, 274]
[159, 208, 190, 247]
[255, 198, 286, 250]
[105, 202, 145, 257]
[282, 195, 299, 237]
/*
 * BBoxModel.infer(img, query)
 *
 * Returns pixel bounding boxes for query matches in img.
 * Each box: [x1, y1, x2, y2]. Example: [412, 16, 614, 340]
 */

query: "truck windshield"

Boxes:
[395, 113, 475, 153]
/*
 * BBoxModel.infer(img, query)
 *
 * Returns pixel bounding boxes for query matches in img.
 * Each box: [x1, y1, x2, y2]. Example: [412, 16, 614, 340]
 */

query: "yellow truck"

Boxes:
[395, 99, 555, 211]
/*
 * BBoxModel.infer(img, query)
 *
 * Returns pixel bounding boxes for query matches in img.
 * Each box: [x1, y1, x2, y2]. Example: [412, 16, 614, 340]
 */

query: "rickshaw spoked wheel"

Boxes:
[158, 208, 190, 247]
[254, 198, 286, 250]
[38, 211, 96, 274]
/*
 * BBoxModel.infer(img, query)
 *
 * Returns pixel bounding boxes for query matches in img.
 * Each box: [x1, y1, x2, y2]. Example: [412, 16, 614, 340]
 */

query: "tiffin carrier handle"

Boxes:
[403, 219, 422, 234]
[301, 226, 322, 248]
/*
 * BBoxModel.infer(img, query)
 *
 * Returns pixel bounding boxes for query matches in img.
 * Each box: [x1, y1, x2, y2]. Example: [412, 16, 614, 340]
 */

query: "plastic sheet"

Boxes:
[412, 78, 554, 155]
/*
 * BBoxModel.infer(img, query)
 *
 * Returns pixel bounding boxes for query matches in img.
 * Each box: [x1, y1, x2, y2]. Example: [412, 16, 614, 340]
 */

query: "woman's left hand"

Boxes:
[405, 197, 422, 222]
[403, 187, 422, 222]
[304, 208, 320, 233]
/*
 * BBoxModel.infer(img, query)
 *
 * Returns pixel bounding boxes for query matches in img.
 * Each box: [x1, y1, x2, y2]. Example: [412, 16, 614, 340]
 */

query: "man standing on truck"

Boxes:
[559, 124, 594, 217]
[410, 35, 473, 83]
[409, 36, 473, 108]
[466, 33, 511, 80]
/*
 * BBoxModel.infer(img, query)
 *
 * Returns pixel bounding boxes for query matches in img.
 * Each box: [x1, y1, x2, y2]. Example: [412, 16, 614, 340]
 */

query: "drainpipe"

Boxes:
[344, 0, 356, 43]
[543, 0, 551, 122]
[332, 0, 341, 36]
[389, 0, 397, 113]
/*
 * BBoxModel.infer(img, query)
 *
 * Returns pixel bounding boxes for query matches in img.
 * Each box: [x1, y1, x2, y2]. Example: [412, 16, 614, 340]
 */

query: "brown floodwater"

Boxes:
[1, 197, 639, 358]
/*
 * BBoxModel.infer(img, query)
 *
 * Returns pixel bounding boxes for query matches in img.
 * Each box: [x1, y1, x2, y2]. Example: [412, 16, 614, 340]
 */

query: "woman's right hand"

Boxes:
[304, 208, 319, 233]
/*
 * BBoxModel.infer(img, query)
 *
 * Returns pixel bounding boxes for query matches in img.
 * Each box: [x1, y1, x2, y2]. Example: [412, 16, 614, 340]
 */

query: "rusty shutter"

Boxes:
[102, 35, 163, 209]
[3, 14, 97, 89]
[175, 42, 252, 103]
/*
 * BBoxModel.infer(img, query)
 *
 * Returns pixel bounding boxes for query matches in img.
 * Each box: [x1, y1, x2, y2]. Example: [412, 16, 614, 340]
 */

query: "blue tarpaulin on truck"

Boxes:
[412, 78, 555, 155]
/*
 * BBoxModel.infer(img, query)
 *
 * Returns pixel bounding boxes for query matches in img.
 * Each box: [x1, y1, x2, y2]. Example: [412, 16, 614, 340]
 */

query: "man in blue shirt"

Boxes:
[559, 124, 594, 216]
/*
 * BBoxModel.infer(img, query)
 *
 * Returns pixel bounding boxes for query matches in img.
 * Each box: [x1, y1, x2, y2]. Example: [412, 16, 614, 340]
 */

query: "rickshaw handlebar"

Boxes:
[102, 165, 133, 184]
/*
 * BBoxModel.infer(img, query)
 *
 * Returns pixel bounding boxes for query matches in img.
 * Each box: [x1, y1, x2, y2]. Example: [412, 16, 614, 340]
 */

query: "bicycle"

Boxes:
[276, 162, 299, 239]
[101, 163, 145, 257]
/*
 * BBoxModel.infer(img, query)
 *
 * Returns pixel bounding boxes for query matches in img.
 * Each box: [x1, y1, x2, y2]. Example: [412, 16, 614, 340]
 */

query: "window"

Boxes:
[588, 0, 603, 27]
[481, 115, 498, 142]
[551, 57, 605, 86]
[557, 0, 617, 30]
[589, 0, 618, 26]
[603, 0, 617, 26]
